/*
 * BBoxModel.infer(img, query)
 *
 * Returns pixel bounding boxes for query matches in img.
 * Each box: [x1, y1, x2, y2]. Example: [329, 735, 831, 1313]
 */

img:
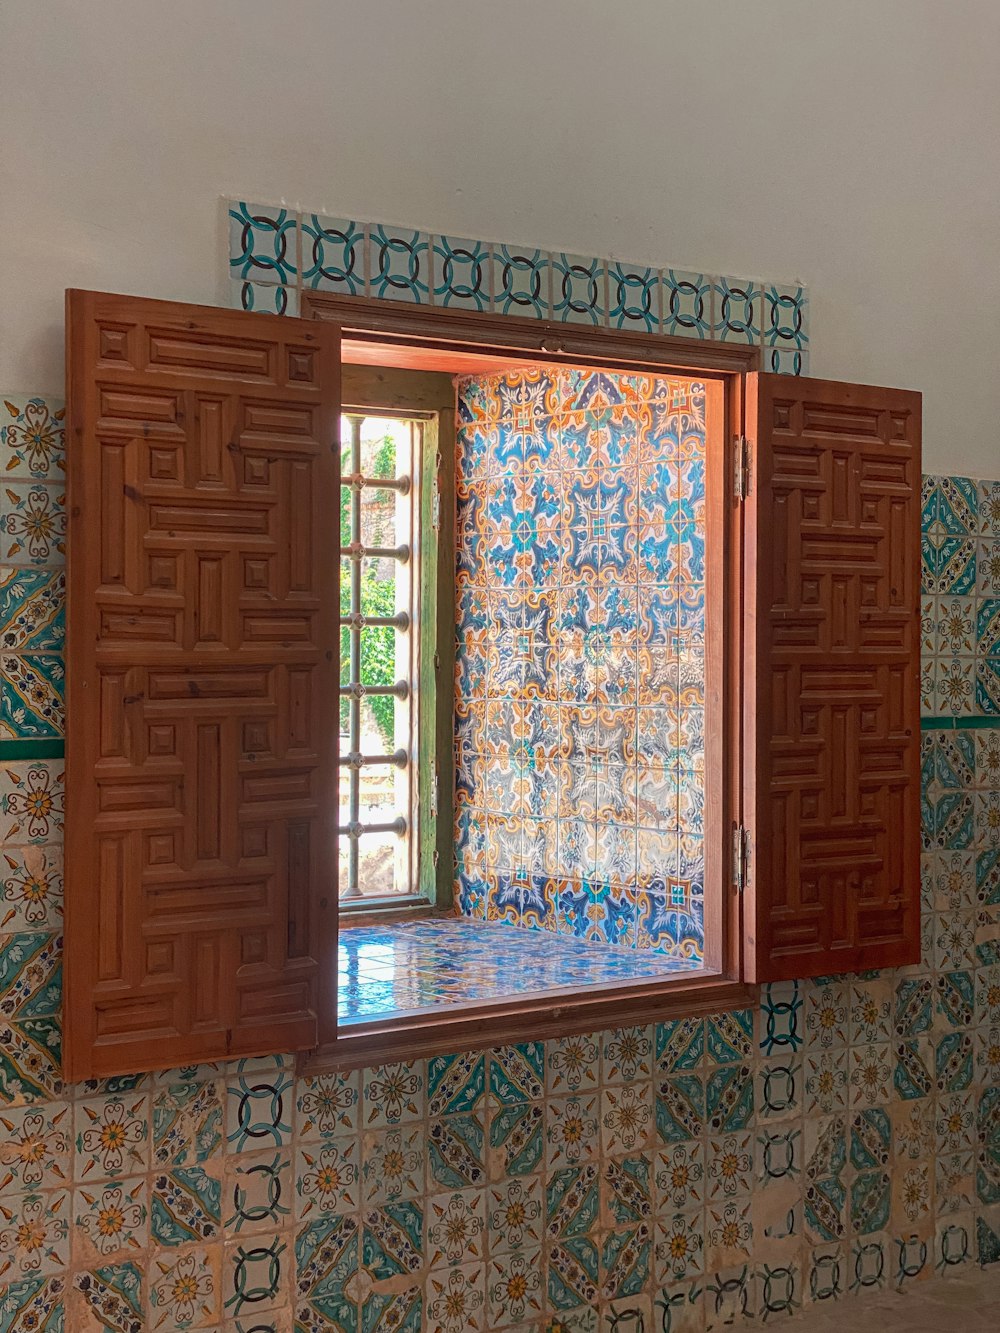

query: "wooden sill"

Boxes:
[303, 971, 755, 1072]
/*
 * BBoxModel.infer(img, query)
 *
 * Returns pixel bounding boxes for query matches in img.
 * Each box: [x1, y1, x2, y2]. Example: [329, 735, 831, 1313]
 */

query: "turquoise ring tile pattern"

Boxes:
[222, 198, 809, 370]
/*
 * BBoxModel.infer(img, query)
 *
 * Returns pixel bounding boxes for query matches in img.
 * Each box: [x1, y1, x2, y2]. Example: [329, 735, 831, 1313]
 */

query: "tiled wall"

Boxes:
[0, 381, 998, 1328]
[453, 367, 706, 963]
[224, 200, 810, 377]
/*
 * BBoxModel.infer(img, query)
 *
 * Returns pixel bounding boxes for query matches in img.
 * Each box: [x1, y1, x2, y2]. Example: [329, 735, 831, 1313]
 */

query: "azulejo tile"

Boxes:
[151, 1077, 222, 1168]
[601, 1084, 653, 1155]
[492, 246, 551, 318]
[433, 236, 491, 310]
[0, 845, 63, 931]
[546, 1031, 600, 1094]
[75, 1177, 148, 1255]
[223, 1234, 289, 1320]
[429, 1050, 486, 1114]
[74, 1095, 149, 1182]
[0, 1189, 69, 1277]
[0, 1102, 69, 1190]
[0, 652, 64, 740]
[225, 1058, 293, 1151]
[763, 283, 809, 350]
[488, 1044, 541, 1105]
[1, 398, 65, 481]
[74, 1264, 140, 1333]
[0, 568, 64, 653]
[362, 1061, 424, 1129]
[230, 278, 300, 317]
[661, 270, 712, 338]
[361, 1125, 423, 1205]
[0, 483, 65, 567]
[296, 1069, 360, 1140]
[428, 1111, 485, 1190]
[295, 1139, 357, 1219]
[426, 1187, 485, 1268]
[922, 476, 977, 594]
[488, 1176, 543, 1253]
[368, 224, 430, 304]
[711, 277, 762, 345]
[295, 1214, 359, 1329]
[148, 1245, 219, 1329]
[302, 214, 365, 295]
[608, 260, 660, 332]
[490, 1100, 543, 1177]
[758, 981, 802, 1056]
[765, 346, 810, 376]
[552, 253, 606, 326]
[228, 201, 299, 285]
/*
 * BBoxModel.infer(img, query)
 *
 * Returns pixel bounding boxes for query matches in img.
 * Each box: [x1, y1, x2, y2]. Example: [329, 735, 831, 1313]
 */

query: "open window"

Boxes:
[62, 290, 921, 1079]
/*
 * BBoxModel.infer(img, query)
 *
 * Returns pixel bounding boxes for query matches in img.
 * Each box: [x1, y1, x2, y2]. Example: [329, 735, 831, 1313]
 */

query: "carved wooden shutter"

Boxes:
[743, 374, 921, 982]
[64, 291, 340, 1079]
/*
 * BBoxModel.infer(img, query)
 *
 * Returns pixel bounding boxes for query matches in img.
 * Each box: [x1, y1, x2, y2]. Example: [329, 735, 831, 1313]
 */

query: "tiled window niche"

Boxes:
[4, 285, 1000, 1325]
[454, 367, 707, 963]
[224, 199, 810, 375]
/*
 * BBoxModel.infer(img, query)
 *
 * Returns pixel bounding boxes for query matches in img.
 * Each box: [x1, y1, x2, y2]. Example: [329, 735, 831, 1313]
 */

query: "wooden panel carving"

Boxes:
[744, 374, 921, 982]
[64, 290, 340, 1079]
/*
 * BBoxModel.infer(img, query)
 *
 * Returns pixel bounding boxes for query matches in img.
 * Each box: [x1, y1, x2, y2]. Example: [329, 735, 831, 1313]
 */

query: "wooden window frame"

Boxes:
[303, 293, 758, 1069]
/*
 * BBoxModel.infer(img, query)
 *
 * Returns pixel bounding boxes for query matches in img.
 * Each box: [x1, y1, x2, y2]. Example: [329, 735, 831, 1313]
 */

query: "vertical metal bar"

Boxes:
[347, 414, 362, 898]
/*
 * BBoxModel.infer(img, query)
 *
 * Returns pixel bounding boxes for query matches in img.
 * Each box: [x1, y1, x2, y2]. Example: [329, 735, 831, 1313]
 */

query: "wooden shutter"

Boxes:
[743, 374, 921, 982]
[64, 291, 340, 1079]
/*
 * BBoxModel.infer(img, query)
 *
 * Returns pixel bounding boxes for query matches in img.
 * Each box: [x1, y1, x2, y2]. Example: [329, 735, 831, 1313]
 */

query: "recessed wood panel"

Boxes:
[65, 289, 341, 1079]
[744, 374, 921, 982]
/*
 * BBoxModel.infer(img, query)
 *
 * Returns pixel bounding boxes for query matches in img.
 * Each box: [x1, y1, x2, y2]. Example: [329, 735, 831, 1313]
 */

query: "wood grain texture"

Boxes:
[744, 374, 922, 982]
[64, 290, 340, 1078]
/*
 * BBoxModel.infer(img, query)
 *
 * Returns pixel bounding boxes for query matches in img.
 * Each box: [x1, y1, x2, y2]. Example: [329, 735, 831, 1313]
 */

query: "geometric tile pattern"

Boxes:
[1, 379, 997, 1331]
[454, 366, 707, 961]
[222, 199, 810, 372]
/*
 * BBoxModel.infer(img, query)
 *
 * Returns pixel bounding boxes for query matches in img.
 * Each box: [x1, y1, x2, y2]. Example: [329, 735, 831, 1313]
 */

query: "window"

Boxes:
[62, 290, 922, 1079]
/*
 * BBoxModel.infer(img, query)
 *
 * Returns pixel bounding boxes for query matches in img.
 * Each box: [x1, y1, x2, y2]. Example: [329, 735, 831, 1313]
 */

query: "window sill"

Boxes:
[303, 972, 754, 1072]
[338, 897, 440, 927]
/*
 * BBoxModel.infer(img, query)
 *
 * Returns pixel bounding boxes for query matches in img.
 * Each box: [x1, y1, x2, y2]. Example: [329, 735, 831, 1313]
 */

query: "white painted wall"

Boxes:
[3, 0, 999, 473]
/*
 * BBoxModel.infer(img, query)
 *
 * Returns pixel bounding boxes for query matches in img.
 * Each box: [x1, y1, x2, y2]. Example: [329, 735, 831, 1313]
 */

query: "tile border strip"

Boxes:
[0, 738, 66, 759]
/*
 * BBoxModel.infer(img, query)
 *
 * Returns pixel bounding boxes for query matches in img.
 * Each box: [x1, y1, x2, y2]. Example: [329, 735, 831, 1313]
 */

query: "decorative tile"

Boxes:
[1, 398, 65, 481]
[491, 246, 551, 318]
[152, 1077, 222, 1167]
[711, 277, 762, 345]
[608, 261, 660, 332]
[0, 846, 63, 932]
[425, 1262, 486, 1332]
[763, 283, 809, 350]
[426, 1188, 485, 1268]
[368, 225, 430, 304]
[0, 568, 64, 654]
[149, 1246, 219, 1329]
[0, 1190, 68, 1277]
[601, 1084, 653, 1155]
[362, 1061, 424, 1128]
[230, 278, 299, 316]
[302, 214, 365, 295]
[765, 347, 810, 376]
[296, 1139, 358, 1219]
[546, 1095, 599, 1168]
[0, 484, 65, 567]
[0, 653, 64, 740]
[297, 1069, 360, 1139]
[361, 1125, 423, 1205]
[225, 1058, 293, 1151]
[490, 1100, 543, 1177]
[428, 1112, 485, 1189]
[74, 1264, 140, 1333]
[487, 1248, 543, 1326]
[0, 1102, 69, 1190]
[552, 253, 606, 325]
[661, 271, 711, 338]
[224, 1149, 292, 1235]
[228, 201, 298, 285]
[758, 981, 802, 1057]
[74, 1096, 149, 1182]
[76, 1177, 148, 1255]
[223, 1235, 288, 1320]
[546, 1031, 600, 1094]
[432, 235, 491, 311]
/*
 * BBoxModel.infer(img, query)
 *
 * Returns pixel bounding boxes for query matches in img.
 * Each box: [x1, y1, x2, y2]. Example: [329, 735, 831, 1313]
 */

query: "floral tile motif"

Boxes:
[552, 254, 606, 326]
[488, 1176, 542, 1254]
[0, 1189, 68, 1277]
[0, 1102, 69, 1191]
[1, 399, 65, 481]
[295, 1214, 359, 1330]
[546, 1032, 600, 1094]
[152, 1077, 222, 1167]
[74, 1096, 148, 1182]
[75, 1177, 148, 1255]
[369, 225, 430, 304]
[0, 762, 64, 842]
[425, 1261, 486, 1332]
[230, 278, 299, 317]
[361, 1125, 423, 1205]
[661, 271, 711, 338]
[922, 476, 977, 594]
[490, 1100, 543, 1177]
[0, 846, 63, 932]
[0, 568, 64, 653]
[487, 1248, 543, 1325]
[296, 1139, 358, 1219]
[0, 653, 64, 740]
[0, 484, 65, 567]
[491, 246, 551, 318]
[426, 1188, 485, 1268]
[149, 1246, 219, 1329]
[428, 1112, 485, 1190]
[74, 1264, 140, 1333]
[228, 201, 299, 285]
[297, 1069, 360, 1139]
[362, 1061, 424, 1129]
[302, 214, 365, 295]
[430, 1050, 486, 1114]
[151, 1167, 219, 1244]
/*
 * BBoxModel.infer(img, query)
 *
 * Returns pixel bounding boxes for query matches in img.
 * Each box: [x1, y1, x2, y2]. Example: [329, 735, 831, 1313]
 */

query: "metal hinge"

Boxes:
[733, 824, 750, 893]
[430, 768, 439, 817]
[734, 434, 752, 501]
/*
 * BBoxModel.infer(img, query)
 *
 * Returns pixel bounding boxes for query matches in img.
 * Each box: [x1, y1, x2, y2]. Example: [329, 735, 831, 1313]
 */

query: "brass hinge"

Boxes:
[734, 434, 752, 501]
[733, 823, 750, 893]
[430, 768, 439, 818]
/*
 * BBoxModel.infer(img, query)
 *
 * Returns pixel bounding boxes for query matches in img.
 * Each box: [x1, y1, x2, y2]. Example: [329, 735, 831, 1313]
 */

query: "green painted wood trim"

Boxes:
[0, 739, 66, 759]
